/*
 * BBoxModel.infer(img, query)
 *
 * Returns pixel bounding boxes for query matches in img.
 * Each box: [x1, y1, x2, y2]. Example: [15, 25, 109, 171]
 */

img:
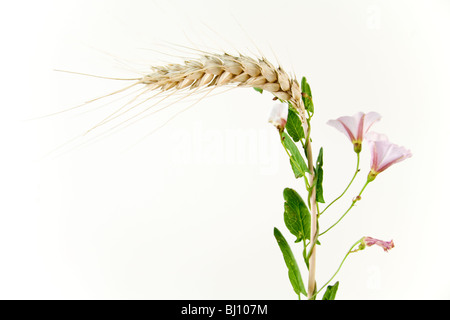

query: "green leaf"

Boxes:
[289, 159, 303, 179]
[322, 281, 339, 300]
[314, 147, 325, 203]
[301, 77, 314, 114]
[253, 87, 263, 94]
[274, 227, 307, 297]
[285, 108, 305, 142]
[281, 132, 309, 178]
[283, 188, 311, 243]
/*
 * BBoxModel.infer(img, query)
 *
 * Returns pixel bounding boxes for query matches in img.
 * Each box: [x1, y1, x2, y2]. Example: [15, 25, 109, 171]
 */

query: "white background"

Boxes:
[1, 0, 449, 299]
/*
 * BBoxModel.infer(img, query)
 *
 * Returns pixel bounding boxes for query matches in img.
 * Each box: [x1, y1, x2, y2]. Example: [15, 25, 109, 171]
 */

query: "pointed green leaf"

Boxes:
[301, 77, 314, 114]
[314, 147, 325, 203]
[274, 227, 307, 297]
[289, 159, 303, 179]
[253, 87, 263, 94]
[322, 281, 339, 300]
[283, 188, 311, 243]
[281, 132, 309, 178]
[285, 108, 304, 142]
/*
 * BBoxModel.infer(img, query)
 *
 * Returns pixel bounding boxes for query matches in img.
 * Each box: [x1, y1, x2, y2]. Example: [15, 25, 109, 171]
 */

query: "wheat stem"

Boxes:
[301, 110, 318, 299]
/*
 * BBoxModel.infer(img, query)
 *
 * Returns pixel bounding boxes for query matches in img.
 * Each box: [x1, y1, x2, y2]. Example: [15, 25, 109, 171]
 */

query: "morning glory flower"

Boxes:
[327, 112, 381, 153]
[366, 133, 412, 181]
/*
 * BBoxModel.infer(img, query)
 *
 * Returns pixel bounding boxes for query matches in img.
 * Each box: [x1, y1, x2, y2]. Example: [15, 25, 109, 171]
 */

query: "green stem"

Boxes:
[306, 220, 319, 262]
[311, 238, 363, 299]
[319, 179, 371, 237]
[319, 153, 360, 217]
[302, 238, 309, 269]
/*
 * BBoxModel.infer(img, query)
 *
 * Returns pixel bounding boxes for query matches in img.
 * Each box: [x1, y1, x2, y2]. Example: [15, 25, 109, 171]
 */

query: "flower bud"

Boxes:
[268, 103, 289, 131]
[361, 236, 395, 252]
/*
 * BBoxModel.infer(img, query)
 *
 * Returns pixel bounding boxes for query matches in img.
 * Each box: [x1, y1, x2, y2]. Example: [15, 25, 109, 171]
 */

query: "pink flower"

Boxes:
[327, 112, 381, 153]
[361, 236, 395, 252]
[367, 133, 412, 180]
[268, 103, 288, 131]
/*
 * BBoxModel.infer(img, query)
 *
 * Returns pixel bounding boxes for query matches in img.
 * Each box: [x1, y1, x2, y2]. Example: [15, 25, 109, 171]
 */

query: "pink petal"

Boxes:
[362, 112, 382, 136]
[327, 113, 362, 142]
[376, 145, 412, 172]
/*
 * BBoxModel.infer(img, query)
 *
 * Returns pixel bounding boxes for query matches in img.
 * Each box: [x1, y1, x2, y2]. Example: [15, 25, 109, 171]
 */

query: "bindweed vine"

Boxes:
[267, 78, 412, 300]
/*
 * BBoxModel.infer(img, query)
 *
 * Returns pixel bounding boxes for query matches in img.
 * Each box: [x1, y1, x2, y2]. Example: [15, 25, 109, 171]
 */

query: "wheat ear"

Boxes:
[135, 53, 308, 123]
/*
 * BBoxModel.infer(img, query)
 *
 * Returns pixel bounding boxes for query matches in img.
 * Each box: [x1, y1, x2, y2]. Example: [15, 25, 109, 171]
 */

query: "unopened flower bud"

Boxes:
[268, 103, 288, 131]
[361, 236, 395, 252]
